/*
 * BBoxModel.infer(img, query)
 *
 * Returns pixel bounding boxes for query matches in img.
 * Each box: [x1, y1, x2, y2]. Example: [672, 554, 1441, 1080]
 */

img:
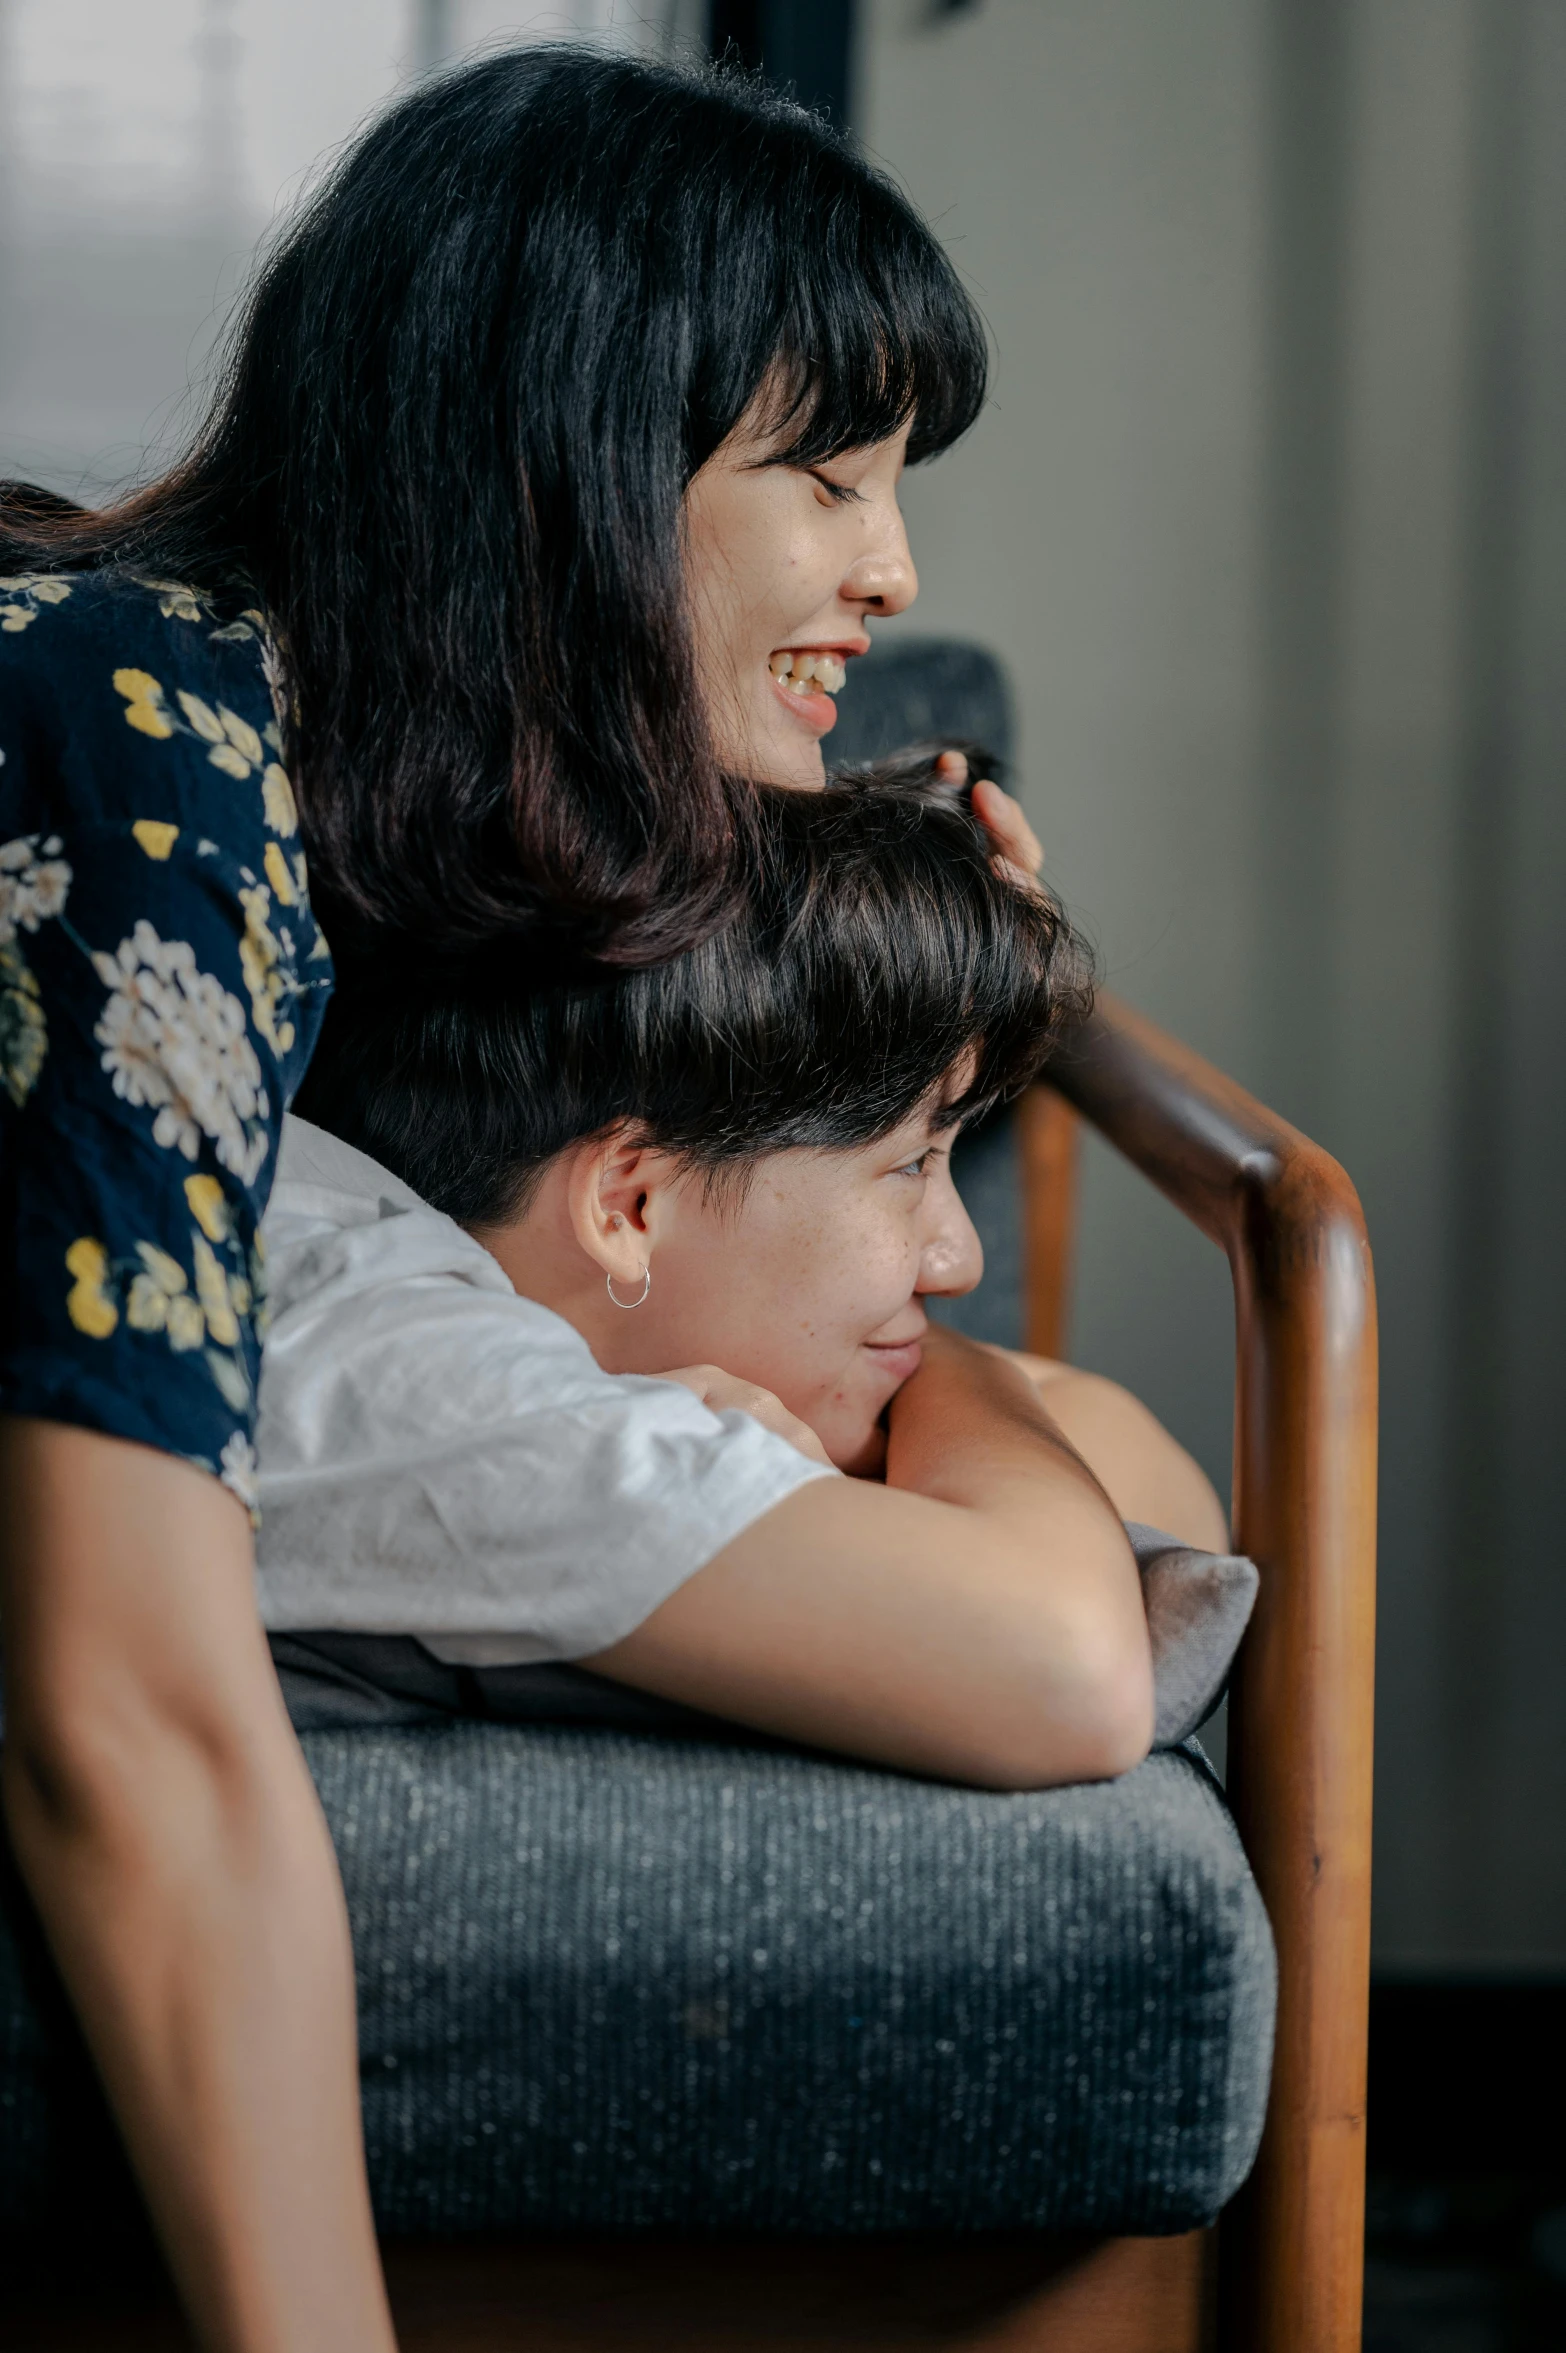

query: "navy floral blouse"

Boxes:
[0, 569, 333, 1515]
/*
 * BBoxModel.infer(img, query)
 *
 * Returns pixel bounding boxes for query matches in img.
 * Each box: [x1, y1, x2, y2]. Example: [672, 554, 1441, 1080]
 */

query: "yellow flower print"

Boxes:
[0, 943, 47, 1106]
[142, 579, 204, 624]
[176, 692, 264, 779]
[114, 668, 176, 739]
[261, 762, 299, 836]
[60, 1217, 259, 1415]
[0, 574, 72, 631]
[192, 1231, 240, 1347]
[263, 840, 297, 905]
[237, 884, 295, 1057]
[175, 690, 224, 744]
[132, 820, 180, 861]
[184, 1172, 231, 1242]
[206, 1350, 251, 1413]
[65, 1238, 119, 1338]
[126, 1240, 195, 1339]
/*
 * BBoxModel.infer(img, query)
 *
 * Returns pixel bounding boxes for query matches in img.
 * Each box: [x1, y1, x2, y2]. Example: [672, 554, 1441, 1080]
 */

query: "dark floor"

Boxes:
[1362, 1983, 1566, 2352]
[1364, 2175, 1566, 2351]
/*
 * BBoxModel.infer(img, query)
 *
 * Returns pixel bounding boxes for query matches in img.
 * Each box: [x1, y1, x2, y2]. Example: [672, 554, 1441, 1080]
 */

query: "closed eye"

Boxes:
[809, 470, 865, 506]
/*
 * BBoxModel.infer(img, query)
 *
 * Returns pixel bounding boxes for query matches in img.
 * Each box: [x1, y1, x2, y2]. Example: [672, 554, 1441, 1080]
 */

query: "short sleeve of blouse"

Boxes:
[0, 569, 333, 1514]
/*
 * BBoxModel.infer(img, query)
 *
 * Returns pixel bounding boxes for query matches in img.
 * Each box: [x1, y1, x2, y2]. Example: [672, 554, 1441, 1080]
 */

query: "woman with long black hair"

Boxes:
[0, 48, 1055, 2352]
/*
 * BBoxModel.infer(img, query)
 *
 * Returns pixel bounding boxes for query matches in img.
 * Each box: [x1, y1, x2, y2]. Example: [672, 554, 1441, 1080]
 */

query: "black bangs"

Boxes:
[678, 73, 989, 473]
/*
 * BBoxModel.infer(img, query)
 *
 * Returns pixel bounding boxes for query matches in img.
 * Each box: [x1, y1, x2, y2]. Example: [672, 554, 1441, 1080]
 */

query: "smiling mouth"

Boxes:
[769, 648, 851, 697]
[863, 1335, 924, 1383]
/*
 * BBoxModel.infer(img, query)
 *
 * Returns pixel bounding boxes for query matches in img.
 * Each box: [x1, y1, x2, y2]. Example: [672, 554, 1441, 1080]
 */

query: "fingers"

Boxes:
[932, 754, 1044, 881]
[661, 1366, 833, 1466]
[971, 776, 1044, 881]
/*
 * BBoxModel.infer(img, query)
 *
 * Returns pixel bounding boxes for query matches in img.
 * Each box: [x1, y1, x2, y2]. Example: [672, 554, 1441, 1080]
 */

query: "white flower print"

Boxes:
[92, 920, 268, 1186]
[218, 1431, 259, 1514]
[0, 834, 72, 945]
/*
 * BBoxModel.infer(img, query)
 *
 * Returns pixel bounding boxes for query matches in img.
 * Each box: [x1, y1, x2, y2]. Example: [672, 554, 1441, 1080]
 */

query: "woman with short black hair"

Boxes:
[0, 49, 1042, 2353]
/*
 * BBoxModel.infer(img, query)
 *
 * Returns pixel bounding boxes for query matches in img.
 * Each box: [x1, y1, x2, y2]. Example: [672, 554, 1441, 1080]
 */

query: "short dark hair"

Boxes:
[1, 49, 987, 972]
[294, 775, 1091, 1228]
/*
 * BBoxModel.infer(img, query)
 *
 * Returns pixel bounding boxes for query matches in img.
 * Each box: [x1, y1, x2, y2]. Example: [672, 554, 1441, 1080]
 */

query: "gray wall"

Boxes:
[862, 0, 1566, 1971]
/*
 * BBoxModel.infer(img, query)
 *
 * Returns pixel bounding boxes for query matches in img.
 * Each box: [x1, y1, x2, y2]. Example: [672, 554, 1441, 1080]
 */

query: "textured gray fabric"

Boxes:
[0, 1724, 1274, 2239]
[339, 1729, 1275, 2237]
[1126, 1525, 1260, 1746]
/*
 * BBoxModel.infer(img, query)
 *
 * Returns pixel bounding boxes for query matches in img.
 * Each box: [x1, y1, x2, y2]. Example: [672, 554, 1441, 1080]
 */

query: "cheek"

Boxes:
[755, 1203, 918, 1388]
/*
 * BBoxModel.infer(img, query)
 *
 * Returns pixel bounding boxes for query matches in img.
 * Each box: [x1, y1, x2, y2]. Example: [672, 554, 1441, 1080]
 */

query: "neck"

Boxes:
[467, 1164, 602, 1347]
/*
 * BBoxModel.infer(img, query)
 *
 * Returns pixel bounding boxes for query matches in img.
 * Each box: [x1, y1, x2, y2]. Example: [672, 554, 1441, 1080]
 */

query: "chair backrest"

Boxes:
[827, 636, 1017, 773]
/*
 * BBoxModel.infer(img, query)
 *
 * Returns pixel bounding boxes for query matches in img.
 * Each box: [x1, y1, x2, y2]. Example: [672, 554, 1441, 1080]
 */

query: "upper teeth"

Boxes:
[770, 649, 848, 695]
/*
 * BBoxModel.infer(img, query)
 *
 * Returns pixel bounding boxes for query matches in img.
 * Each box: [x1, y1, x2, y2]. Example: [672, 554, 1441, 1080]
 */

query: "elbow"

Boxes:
[968, 1623, 1156, 1793]
[1076, 1642, 1157, 1780]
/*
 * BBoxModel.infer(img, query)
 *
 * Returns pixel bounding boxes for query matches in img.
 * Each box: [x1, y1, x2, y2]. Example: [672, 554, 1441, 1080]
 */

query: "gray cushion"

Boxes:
[1, 1723, 1273, 2241]
[1127, 1524, 1260, 1747]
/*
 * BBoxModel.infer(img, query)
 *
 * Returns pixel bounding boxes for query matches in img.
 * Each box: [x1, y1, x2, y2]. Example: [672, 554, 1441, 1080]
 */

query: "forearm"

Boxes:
[0, 1420, 396, 2353]
[4, 1723, 391, 2353]
[594, 1333, 1154, 1787]
[884, 1331, 1151, 1736]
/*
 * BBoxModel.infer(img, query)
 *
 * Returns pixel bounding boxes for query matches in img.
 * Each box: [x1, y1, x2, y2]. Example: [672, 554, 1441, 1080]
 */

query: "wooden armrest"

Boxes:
[1035, 992, 1377, 2353]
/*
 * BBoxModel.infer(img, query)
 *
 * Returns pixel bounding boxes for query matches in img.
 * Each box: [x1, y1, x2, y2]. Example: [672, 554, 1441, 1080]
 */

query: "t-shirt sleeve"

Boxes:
[0, 572, 333, 1513]
[252, 1242, 838, 1661]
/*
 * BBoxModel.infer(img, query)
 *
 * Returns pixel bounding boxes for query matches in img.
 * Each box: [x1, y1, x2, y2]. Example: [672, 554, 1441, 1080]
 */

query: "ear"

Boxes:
[563, 1128, 687, 1289]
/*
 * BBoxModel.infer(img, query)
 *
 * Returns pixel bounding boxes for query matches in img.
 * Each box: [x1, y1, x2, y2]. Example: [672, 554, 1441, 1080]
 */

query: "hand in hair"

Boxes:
[933, 748, 1045, 887]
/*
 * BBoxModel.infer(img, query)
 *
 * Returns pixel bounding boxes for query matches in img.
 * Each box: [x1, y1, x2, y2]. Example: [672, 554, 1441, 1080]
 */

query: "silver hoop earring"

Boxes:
[607, 1262, 651, 1310]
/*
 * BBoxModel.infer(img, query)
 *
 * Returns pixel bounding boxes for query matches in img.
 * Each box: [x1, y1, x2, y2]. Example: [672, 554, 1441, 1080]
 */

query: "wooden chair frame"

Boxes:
[1022, 992, 1378, 2353]
[7, 995, 1376, 2353]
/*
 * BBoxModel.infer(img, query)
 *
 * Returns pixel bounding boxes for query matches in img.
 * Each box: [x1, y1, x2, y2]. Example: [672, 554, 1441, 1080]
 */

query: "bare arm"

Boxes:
[1001, 1352, 1231, 1554]
[0, 1420, 396, 2353]
[588, 1329, 1154, 1789]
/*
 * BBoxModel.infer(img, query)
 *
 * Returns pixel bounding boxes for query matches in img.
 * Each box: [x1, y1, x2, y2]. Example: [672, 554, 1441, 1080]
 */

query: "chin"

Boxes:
[828, 1419, 889, 1480]
[756, 727, 827, 791]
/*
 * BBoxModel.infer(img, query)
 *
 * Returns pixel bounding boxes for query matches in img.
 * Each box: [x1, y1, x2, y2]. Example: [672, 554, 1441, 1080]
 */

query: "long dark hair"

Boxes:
[296, 774, 1089, 1228]
[0, 49, 987, 968]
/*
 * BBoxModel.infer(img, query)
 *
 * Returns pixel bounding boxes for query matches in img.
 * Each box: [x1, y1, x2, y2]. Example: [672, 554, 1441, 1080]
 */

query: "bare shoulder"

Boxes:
[994, 1351, 1231, 1554]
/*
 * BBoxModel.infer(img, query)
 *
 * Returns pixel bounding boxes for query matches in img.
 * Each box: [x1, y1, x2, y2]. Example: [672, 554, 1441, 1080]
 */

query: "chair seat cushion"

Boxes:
[0, 1726, 1274, 2241]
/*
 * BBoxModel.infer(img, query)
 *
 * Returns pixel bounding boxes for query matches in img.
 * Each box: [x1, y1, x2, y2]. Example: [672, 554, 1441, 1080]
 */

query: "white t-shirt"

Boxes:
[254, 1117, 835, 1665]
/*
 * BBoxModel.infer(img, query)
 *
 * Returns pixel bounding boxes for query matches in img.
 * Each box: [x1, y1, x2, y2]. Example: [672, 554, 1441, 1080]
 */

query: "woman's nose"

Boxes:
[916, 1177, 983, 1301]
[843, 503, 918, 618]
